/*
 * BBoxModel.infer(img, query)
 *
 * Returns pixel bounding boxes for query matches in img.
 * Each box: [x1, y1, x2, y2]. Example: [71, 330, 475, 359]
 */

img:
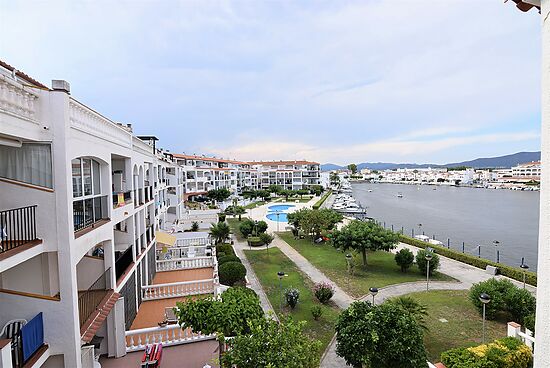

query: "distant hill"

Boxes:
[321, 151, 540, 171]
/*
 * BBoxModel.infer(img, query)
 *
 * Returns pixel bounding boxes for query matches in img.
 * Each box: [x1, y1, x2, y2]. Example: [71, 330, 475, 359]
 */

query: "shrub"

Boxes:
[313, 282, 335, 304]
[284, 288, 300, 309]
[191, 221, 199, 232]
[218, 213, 227, 222]
[246, 236, 263, 247]
[216, 244, 236, 258]
[311, 305, 323, 321]
[399, 235, 537, 286]
[218, 255, 242, 265]
[524, 313, 535, 333]
[219, 261, 247, 286]
[505, 288, 536, 325]
[312, 190, 332, 210]
[441, 337, 533, 368]
[239, 219, 268, 238]
[395, 248, 414, 272]
[259, 232, 274, 247]
[387, 296, 428, 331]
[415, 249, 440, 276]
[469, 278, 515, 320]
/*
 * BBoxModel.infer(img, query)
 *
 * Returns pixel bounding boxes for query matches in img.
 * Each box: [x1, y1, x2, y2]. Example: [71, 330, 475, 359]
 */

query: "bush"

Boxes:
[191, 221, 199, 232]
[524, 313, 535, 333]
[216, 244, 236, 258]
[218, 213, 227, 222]
[219, 261, 247, 286]
[395, 248, 414, 272]
[469, 278, 515, 320]
[505, 287, 536, 325]
[415, 249, 440, 276]
[399, 235, 537, 286]
[313, 282, 335, 304]
[311, 305, 323, 321]
[259, 232, 274, 247]
[312, 190, 332, 210]
[246, 236, 264, 247]
[441, 337, 533, 368]
[284, 288, 300, 309]
[218, 255, 242, 265]
[239, 219, 268, 238]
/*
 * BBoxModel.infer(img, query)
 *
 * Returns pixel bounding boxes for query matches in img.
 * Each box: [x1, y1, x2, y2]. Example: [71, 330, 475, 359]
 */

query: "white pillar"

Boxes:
[535, 1, 550, 367]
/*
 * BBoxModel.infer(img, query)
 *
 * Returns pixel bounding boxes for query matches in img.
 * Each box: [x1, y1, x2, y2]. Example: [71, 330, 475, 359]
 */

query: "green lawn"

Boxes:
[244, 247, 340, 357]
[227, 217, 247, 241]
[403, 290, 507, 362]
[243, 201, 266, 209]
[278, 232, 456, 298]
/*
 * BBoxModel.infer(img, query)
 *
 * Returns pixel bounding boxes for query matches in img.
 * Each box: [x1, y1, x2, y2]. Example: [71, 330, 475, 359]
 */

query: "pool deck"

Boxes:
[247, 196, 319, 232]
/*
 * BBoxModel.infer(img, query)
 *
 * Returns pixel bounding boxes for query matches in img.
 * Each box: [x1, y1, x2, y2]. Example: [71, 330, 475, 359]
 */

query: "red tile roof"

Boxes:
[173, 154, 248, 165]
[0, 60, 49, 89]
[248, 160, 320, 166]
[507, 0, 541, 13]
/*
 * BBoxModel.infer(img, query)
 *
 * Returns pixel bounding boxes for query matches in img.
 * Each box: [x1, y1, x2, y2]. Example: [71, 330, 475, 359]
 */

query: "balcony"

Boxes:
[73, 196, 109, 234]
[0, 205, 41, 257]
[0, 312, 49, 368]
[112, 191, 132, 209]
[144, 186, 153, 203]
[115, 247, 134, 281]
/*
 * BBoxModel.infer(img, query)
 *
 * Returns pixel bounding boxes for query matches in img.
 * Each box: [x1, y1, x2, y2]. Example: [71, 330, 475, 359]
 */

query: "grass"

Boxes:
[244, 247, 340, 357]
[278, 232, 456, 298]
[243, 200, 266, 209]
[402, 290, 508, 362]
[226, 217, 247, 241]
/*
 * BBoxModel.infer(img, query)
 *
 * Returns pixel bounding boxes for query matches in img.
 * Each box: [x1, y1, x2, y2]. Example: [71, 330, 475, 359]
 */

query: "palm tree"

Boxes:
[210, 222, 230, 244]
[388, 296, 429, 331]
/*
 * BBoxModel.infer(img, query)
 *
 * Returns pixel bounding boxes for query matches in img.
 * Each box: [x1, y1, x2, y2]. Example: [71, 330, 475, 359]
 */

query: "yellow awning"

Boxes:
[156, 231, 176, 246]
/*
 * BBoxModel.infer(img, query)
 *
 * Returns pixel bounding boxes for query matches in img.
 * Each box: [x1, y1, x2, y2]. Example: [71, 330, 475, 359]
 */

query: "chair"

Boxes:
[187, 246, 196, 258]
[1, 319, 27, 367]
[164, 307, 177, 324]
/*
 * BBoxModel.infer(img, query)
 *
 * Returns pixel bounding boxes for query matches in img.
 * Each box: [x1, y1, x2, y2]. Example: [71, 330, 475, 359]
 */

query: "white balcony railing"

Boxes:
[0, 74, 40, 122]
[156, 256, 213, 271]
[125, 324, 215, 352]
[156, 245, 211, 259]
[142, 279, 214, 301]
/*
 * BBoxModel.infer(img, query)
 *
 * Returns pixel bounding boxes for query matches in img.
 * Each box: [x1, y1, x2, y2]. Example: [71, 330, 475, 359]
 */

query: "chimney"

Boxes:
[51, 80, 71, 93]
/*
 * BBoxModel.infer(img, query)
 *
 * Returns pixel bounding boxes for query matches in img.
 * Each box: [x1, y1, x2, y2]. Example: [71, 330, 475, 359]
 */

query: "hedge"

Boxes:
[219, 261, 247, 286]
[218, 255, 242, 265]
[312, 190, 332, 210]
[399, 235, 537, 286]
[216, 243, 236, 259]
[247, 236, 264, 247]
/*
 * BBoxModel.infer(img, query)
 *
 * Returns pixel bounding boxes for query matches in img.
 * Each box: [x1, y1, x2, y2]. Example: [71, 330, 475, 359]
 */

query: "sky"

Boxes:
[0, 0, 542, 165]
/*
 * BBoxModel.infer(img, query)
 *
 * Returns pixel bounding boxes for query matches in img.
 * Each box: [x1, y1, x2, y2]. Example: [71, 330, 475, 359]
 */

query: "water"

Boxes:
[266, 204, 295, 222]
[352, 183, 540, 271]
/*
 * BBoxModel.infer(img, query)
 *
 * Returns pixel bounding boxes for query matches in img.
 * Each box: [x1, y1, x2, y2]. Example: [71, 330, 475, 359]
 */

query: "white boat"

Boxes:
[414, 235, 430, 242]
[428, 239, 444, 246]
[397, 192, 403, 198]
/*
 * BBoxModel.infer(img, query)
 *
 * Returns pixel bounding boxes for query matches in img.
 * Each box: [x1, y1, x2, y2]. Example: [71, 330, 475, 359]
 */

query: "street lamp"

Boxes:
[369, 287, 378, 306]
[492, 240, 500, 263]
[345, 253, 353, 289]
[520, 263, 530, 289]
[425, 249, 433, 291]
[277, 271, 285, 312]
[418, 223, 423, 235]
[254, 220, 259, 236]
[479, 293, 491, 344]
[276, 211, 280, 233]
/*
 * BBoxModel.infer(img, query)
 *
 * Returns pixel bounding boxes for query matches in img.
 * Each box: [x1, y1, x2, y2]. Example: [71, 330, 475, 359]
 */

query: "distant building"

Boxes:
[511, 161, 541, 181]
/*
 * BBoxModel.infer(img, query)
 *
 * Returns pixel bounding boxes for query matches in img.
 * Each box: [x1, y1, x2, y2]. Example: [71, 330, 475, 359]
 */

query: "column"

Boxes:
[535, 1, 550, 367]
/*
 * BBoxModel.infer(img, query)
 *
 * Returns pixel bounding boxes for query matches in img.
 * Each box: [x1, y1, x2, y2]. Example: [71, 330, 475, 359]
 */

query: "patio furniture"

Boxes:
[164, 307, 178, 324]
[1, 319, 27, 367]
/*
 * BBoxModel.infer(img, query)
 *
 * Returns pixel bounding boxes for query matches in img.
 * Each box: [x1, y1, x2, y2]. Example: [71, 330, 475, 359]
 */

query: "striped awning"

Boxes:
[156, 231, 176, 246]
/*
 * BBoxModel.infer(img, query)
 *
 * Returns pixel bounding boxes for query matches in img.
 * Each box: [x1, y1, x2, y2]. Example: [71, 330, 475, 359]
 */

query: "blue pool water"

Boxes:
[266, 204, 295, 222]
[266, 212, 289, 222]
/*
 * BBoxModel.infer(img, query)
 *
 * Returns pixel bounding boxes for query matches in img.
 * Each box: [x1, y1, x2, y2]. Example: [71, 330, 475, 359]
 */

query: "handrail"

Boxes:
[125, 324, 215, 352]
[156, 257, 213, 271]
[141, 278, 214, 300]
[0, 205, 38, 253]
[78, 268, 111, 327]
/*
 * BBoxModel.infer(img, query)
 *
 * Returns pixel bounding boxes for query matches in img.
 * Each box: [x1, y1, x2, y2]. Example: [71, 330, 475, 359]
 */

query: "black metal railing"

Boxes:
[138, 188, 144, 205]
[115, 247, 133, 281]
[0, 205, 38, 253]
[78, 268, 111, 327]
[73, 196, 108, 233]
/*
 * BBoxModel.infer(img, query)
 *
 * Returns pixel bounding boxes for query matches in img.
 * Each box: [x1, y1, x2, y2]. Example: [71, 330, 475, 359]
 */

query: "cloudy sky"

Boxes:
[0, 0, 541, 165]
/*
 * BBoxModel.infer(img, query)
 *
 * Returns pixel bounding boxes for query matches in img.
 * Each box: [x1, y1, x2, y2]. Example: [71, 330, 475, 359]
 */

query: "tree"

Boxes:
[207, 188, 231, 203]
[335, 301, 428, 368]
[288, 208, 343, 240]
[225, 205, 245, 220]
[176, 287, 263, 337]
[415, 249, 440, 276]
[209, 221, 231, 244]
[297, 189, 309, 199]
[268, 184, 283, 195]
[387, 296, 429, 330]
[347, 163, 358, 174]
[257, 190, 271, 201]
[330, 172, 340, 185]
[221, 317, 321, 368]
[330, 220, 399, 267]
[239, 219, 268, 238]
[259, 232, 274, 251]
[395, 248, 414, 272]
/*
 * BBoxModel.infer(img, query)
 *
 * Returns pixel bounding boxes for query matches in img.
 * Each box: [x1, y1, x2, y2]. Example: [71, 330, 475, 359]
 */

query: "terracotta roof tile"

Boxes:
[0, 60, 49, 89]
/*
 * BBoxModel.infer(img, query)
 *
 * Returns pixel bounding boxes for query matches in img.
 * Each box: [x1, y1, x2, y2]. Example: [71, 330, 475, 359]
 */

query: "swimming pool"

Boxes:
[266, 204, 295, 222]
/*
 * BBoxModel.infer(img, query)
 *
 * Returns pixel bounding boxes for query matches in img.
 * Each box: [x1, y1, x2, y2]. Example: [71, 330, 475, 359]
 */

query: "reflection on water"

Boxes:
[352, 183, 539, 271]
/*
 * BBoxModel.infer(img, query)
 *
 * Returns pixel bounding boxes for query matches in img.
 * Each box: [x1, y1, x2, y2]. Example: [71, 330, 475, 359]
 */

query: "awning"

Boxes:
[156, 231, 176, 247]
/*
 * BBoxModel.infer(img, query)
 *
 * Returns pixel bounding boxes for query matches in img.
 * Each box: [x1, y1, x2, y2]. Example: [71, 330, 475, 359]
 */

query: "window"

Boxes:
[0, 143, 53, 188]
[72, 157, 106, 232]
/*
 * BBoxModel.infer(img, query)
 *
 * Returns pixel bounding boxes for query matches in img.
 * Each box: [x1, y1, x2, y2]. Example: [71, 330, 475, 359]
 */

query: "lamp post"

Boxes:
[418, 223, 423, 236]
[425, 249, 433, 291]
[479, 293, 491, 344]
[277, 271, 285, 313]
[492, 240, 500, 263]
[345, 253, 353, 289]
[276, 211, 280, 233]
[254, 220, 259, 236]
[369, 287, 378, 306]
[520, 262, 530, 289]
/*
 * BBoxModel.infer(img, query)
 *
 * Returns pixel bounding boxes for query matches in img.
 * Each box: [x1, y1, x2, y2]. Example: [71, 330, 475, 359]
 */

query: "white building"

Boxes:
[0, 62, 217, 367]
[511, 161, 541, 181]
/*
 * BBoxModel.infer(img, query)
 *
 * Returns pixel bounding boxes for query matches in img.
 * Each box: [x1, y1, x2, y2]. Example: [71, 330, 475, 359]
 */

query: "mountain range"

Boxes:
[321, 151, 541, 171]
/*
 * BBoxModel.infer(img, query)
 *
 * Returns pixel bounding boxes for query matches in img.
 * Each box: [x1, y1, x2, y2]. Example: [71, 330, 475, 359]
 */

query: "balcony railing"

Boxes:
[0, 205, 38, 254]
[156, 245, 211, 260]
[144, 186, 153, 203]
[125, 325, 215, 352]
[141, 279, 214, 301]
[73, 196, 108, 233]
[115, 247, 134, 281]
[78, 268, 112, 327]
[156, 257, 214, 272]
[112, 191, 133, 208]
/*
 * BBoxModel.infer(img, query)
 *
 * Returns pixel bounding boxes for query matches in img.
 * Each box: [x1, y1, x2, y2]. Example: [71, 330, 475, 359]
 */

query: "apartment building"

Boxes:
[173, 155, 321, 199]
[511, 161, 541, 180]
[0, 63, 217, 368]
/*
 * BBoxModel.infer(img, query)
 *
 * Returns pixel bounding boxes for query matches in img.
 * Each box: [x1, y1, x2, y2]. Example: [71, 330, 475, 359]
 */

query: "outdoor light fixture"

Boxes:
[479, 292, 491, 344]
[425, 249, 433, 291]
[277, 271, 285, 312]
[520, 263, 530, 289]
[369, 287, 378, 305]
